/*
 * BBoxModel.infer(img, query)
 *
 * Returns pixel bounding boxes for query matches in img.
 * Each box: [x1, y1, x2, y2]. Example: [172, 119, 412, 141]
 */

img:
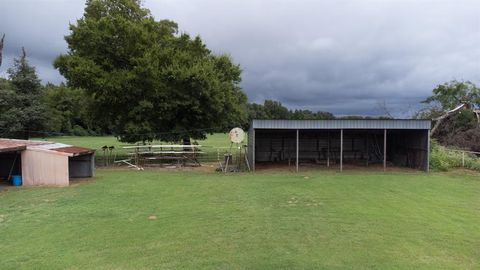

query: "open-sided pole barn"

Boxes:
[248, 119, 431, 172]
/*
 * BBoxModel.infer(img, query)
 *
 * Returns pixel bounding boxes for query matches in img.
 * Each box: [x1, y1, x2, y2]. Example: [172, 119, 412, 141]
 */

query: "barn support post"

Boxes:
[327, 131, 330, 168]
[365, 132, 369, 166]
[296, 129, 299, 172]
[340, 129, 343, 172]
[426, 129, 430, 172]
[383, 129, 387, 171]
[91, 153, 96, 177]
[252, 129, 255, 171]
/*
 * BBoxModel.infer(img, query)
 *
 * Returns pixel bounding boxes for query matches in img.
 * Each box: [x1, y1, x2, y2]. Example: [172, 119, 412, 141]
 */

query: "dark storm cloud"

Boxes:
[0, 0, 84, 82]
[1, 0, 479, 116]
[151, 0, 480, 116]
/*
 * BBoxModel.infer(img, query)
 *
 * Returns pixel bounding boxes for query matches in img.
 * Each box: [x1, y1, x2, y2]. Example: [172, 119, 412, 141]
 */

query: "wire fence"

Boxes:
[96, 144, 248, 171]
[444, 148, 480, 168]
[430, 146, 480, 171]
[0, 126, 250, 169]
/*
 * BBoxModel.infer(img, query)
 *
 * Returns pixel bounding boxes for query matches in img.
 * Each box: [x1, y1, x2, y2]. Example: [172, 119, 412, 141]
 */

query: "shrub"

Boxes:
[72, 125, 90, 136]
[430, 140, 480, 171]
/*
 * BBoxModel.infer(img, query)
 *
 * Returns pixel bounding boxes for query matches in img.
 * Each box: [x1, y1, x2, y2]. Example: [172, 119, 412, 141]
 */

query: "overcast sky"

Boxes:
[1, 0, 479, 116]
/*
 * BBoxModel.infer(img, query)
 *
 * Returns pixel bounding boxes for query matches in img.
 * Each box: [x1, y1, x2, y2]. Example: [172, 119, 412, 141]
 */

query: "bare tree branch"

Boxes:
[0, 34, 5, 67]
[376, 100, 394, 118]
[475, 109, 480, 127]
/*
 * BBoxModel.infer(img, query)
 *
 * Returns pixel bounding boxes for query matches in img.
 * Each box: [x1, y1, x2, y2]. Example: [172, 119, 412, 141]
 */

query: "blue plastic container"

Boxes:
[11, 175, 22, 186]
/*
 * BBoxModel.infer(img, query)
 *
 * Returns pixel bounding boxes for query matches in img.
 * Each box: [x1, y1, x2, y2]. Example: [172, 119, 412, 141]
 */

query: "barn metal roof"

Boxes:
[251, 119, 431, 130]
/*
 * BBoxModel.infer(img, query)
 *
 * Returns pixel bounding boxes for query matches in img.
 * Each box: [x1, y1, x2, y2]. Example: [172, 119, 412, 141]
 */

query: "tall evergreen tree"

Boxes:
[0, 48, 47, 139]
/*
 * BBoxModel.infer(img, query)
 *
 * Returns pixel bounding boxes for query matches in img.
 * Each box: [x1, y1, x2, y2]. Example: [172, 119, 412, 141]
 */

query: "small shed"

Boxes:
[0, 139, 95, 186]
[248, 119, 431, 172]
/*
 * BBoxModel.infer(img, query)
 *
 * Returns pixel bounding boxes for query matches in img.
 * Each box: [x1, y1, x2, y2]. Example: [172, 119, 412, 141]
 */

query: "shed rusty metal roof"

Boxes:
[0, 139, 47, 153]
[0, 138, 95, 156]
[54, 146, 95, 156]
[251, 119, 431, 130]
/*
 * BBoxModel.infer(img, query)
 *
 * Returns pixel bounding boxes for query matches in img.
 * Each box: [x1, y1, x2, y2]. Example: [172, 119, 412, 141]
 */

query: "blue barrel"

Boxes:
[11, 175, 22, 186]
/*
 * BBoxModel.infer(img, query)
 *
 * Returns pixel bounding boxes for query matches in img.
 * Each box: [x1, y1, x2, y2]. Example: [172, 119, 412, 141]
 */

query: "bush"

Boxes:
[430, 140, 480, 171]
[442, 127, 480, 152]
[72, 125, 90, 136]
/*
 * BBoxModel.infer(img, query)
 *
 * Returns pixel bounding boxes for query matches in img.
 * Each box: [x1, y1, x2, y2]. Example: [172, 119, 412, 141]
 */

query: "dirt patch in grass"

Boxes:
[254, 161, 421, 173]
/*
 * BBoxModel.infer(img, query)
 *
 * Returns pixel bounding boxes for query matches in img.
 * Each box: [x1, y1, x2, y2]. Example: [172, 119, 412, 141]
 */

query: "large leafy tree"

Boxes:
[55, 0, 247, 143]
[0, 49, 48, 139]
[43, 83, 97, 135]
[263, 100, 290, 119]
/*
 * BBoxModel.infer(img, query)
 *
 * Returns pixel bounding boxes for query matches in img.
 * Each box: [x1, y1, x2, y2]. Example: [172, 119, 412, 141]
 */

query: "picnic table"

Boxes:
[115, 144, 204, 169]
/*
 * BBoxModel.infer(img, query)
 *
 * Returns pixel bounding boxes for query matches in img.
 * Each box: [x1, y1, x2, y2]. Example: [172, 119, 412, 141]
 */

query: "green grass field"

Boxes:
[1, 170, 479, 269]
[39, 134, 235, 161]
[44, 133, 232, 150]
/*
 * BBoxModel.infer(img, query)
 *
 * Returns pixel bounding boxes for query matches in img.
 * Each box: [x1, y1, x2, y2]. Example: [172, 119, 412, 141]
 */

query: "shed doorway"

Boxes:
[0, 151, 21, 186]
[69, 153, 95, 178]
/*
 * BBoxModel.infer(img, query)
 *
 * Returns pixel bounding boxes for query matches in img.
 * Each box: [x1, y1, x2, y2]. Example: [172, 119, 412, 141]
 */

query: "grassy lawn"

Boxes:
[0, 170, 479, 269]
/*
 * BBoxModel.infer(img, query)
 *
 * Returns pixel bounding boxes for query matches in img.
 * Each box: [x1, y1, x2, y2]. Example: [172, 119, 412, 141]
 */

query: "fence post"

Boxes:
[462, 151, 465, 167]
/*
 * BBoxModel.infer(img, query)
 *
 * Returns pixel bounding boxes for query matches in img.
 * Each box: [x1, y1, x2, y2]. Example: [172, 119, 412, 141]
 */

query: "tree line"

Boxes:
[0, 0, 372, 142]
[0, 51, 100, 138]
[0, 51, 343, 139]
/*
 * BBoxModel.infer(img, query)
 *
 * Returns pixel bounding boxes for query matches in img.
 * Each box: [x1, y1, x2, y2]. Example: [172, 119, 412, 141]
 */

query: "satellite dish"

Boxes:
[229, 127, 245, 144]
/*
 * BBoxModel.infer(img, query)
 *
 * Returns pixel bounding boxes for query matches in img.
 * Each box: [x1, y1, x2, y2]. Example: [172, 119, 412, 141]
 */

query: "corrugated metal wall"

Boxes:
[69, 153, 95, 178]
[254, 130, 387, 163]
[253, 128, 429, 171]
[389, 130, 429, 170]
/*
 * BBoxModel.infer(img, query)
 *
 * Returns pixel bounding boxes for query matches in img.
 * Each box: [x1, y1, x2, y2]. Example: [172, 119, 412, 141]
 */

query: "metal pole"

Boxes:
[91, 152, 96, 177]
[383, 129, 387, 171]
[366, 132, 369, 166]
[252, 129, 255, 171]
[296, 129, 299, 172]
[327, 131, 330, 168]
[340, 129, 343, 172]
[427, 129, 430, 172]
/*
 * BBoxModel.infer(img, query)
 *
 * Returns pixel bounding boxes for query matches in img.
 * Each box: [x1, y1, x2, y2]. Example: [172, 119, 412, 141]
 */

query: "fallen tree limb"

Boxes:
[431, 104, 466, 135]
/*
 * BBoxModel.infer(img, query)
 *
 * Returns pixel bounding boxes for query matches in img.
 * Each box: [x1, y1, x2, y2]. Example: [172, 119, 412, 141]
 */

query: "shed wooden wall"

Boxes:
[21, 150, 69, 186]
